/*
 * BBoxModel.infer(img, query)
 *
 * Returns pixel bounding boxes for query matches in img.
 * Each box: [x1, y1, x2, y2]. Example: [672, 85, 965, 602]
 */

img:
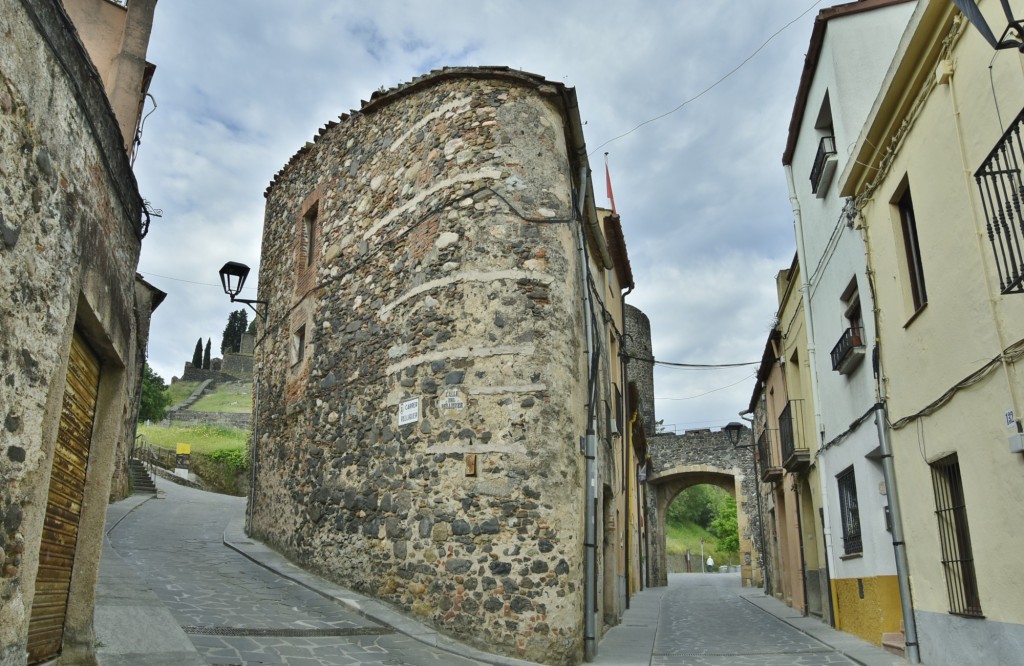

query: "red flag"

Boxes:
[604, 153, 617, 214]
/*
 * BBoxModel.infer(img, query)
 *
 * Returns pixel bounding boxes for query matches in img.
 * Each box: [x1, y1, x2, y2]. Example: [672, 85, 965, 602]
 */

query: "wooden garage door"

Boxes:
[27, 331, 100, 664]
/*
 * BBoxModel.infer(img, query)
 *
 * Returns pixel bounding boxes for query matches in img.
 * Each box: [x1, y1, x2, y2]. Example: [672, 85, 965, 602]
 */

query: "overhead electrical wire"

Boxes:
[622, 352, 758, 369]
[138, 270, 258, 291]
[588, 0, 825, 156]
[655, 372, 757, 401]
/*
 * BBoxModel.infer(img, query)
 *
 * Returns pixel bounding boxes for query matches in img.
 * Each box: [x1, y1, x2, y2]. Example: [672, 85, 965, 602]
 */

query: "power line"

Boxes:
[655, 372, 756, 401]
[139, 270, 257, 291]
[623, 353, 759, 369]
[588, 0, 824, 156]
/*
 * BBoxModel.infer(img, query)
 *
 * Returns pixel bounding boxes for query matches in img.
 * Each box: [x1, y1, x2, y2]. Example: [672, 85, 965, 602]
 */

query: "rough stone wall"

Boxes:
[252, 69, 592, 665]
[167, 410, 250, 429]
[0, 0, 145, 662]
[221, 352, 253, 377]
[623, 305, 654, 436]
[644, 428, 762, 588]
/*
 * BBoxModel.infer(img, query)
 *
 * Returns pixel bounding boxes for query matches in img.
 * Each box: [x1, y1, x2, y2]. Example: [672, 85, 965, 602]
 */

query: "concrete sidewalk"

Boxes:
[95, 492, 207, 666]
[220, 516, 537, 666]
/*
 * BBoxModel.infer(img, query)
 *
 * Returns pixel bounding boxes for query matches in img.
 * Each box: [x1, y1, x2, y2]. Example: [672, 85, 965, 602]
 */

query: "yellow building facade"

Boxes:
[841, 1, 1024, 662]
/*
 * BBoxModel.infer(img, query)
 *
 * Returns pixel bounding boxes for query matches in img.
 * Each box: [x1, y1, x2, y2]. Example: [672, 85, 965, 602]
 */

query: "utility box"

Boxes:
[1010, 433, 1024, 454]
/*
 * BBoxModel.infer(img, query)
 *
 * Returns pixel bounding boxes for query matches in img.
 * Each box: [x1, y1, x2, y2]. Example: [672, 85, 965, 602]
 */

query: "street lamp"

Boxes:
[218, 261, 268, 321]
[218, 260, 269, 537]
[724, 421, 746, 447]
[952, 0, 1024, 50]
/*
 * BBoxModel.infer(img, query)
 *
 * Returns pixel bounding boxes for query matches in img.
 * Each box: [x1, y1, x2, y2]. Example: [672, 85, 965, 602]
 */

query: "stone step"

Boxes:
[882, 631, 905, 657]
[128, 459, 157, 494]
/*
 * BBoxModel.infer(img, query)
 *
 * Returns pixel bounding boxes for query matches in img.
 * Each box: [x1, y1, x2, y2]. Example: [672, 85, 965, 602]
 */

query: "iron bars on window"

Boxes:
[931, 454, 983, 617]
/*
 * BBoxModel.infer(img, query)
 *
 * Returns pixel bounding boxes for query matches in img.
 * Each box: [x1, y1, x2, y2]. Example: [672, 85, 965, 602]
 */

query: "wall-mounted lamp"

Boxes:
[952, 0, 1024, 50]
[219, 261, 268, 321]
[724, 421, 748, 448]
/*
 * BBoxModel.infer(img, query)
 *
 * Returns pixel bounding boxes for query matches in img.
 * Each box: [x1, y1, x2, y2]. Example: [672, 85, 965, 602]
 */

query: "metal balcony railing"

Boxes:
[975, 106, 1024, 294]
[757, 429, 783, 483]
[830, 326, 864, 373]
[779, 400, 810, 473]
[810, 135, 837, 194]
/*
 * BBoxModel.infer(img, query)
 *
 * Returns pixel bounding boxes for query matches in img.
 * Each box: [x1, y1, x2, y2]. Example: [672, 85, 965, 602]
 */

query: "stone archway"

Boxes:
[644, 428, 763, 588]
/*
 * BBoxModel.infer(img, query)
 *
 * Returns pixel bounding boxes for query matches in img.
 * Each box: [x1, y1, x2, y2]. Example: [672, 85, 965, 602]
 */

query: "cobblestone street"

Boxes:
[97, 479, 903, 666]
[594, 573, 904, 666]
[102, 479, 488, 666]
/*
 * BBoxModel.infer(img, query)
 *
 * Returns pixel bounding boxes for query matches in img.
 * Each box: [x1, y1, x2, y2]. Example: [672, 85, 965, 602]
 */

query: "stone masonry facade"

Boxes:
[644, 428, 763, 589]
[251, 68, 607, 665]
[0, 0, 150, 663]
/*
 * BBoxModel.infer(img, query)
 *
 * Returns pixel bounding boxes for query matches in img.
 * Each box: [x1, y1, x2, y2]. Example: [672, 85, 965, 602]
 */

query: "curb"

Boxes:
[739, 591, 906, 666]
[222, 519, 540, 666]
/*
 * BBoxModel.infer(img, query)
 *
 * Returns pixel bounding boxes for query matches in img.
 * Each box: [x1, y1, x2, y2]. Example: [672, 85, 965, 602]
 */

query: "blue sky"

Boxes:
[134, 0, 827, 433]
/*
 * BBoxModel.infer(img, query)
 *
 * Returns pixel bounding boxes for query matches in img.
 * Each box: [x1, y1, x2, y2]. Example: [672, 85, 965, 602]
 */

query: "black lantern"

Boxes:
[218, 261, 268, 320]
[723, 421, 746, 447]
[952, 0, 1024, 50]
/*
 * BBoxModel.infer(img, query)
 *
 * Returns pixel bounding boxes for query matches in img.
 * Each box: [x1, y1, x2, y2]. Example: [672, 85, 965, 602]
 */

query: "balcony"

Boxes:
[830, 326, 865, 375]
[779, 400, 810, 474]
[810, 135, 837, 198]
[757, 429, 783, 483]
[975, 106, 1024, 294]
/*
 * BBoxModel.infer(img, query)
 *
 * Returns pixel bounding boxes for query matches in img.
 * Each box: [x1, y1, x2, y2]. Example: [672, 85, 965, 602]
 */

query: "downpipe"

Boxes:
[577, 165, 599, 661]
[874, 380, 920, 663]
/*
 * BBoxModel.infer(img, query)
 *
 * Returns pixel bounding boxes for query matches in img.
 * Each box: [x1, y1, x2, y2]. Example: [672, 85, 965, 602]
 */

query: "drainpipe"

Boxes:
[576, 165, 599, 662]
[858, 211, 921, 662]
[784, 164, 834, 624]
[622, 285, 635, 599]
[872, 397, 920, 663]
[738, 410, 765, 591]
[246, 362, 261, 536]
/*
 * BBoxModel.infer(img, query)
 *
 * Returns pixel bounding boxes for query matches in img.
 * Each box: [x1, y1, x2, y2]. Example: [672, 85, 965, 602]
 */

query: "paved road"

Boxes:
[595, 573, 903, 666]
[101, 479, 901, 666]
[105, 479, 487, 666]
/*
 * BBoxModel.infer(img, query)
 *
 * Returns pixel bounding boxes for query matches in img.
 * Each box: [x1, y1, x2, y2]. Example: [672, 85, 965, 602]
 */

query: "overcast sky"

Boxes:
[135, 0, 826, 434]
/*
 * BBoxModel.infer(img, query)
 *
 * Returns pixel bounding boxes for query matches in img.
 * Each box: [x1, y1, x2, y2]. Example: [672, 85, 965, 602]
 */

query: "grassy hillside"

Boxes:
[189, 382, 251, 413]
[137, 422, 247, 454]
[166, 380, 201, 408]
[666, 520, 738, 570]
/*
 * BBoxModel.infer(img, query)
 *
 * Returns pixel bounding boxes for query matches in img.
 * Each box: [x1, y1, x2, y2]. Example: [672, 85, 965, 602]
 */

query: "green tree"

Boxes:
[667, 485, 730, 529]
[709, 495, 740, 553]
[191, 337, 203, 368]
[220, 309, 248, 354]
[138, 363, 171, 422]
[203, 338, 211, 370]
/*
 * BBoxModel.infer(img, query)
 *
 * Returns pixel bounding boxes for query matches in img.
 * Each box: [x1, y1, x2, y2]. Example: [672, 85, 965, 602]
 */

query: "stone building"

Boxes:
[250, 67, 638, 664]
[0, 0, 157, 663]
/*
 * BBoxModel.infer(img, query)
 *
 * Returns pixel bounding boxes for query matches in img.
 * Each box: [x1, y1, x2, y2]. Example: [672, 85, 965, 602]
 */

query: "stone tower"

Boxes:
[251, 67, 635, 664]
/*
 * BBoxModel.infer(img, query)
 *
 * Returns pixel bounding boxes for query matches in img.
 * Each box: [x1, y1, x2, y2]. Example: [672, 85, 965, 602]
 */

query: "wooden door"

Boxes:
[27, 331, 100, 664]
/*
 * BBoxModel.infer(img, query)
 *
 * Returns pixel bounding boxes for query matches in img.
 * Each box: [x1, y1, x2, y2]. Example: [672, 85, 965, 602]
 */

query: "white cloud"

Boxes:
[134, 0, 823, 432]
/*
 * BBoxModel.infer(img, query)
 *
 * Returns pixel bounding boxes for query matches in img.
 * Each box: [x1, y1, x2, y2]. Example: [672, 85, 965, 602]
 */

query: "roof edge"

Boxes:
[782, 0, 917, 166]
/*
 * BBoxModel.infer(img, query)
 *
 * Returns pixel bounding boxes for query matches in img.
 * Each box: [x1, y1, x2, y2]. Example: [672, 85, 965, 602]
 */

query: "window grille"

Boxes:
[836, 467, 861, 555]
[931, 454, 983, 617]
